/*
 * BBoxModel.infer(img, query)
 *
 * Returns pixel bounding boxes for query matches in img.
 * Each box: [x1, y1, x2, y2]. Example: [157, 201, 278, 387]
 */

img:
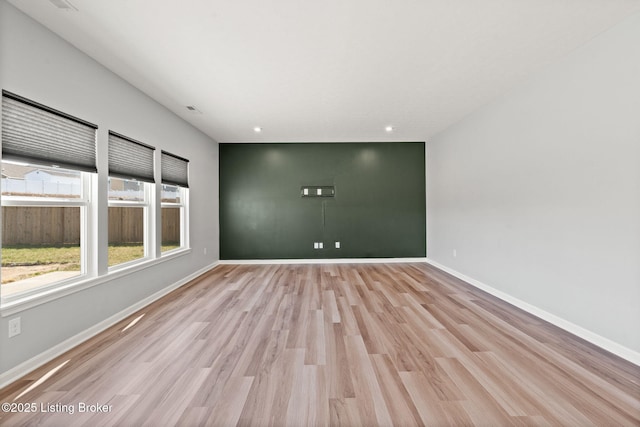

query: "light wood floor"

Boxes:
[1, 263, 638, 426]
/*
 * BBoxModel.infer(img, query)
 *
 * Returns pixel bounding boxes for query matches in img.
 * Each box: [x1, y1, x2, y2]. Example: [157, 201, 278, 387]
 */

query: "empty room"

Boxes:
[0, 0, 639, 426]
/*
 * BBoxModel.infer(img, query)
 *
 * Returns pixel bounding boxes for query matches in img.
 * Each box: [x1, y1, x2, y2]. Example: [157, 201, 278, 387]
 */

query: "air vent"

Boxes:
[185, 105, 202, 114]
[49, 0, 78, 11]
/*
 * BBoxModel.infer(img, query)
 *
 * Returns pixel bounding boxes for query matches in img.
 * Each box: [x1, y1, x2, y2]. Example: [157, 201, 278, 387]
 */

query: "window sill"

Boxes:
[0, 248, 192, 317]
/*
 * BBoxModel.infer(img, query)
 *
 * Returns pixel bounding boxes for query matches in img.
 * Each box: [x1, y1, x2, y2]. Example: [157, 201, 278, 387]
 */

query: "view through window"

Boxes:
[1, 161, 85, 296]
[1, 91, 191, 301]
[108, 177, 148, 267]
[161, 184, 185, 252]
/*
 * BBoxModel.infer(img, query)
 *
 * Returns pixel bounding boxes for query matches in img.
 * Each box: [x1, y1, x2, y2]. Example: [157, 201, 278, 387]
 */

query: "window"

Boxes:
[1, 91, 96, 298]
[1, 90, 191, 305]
[107, 132, 155, 267]
[161, 151, 189, 253]
[161, 184, 186, 252]
[108, 178, 150, 267]
[1, 163, 90, 297]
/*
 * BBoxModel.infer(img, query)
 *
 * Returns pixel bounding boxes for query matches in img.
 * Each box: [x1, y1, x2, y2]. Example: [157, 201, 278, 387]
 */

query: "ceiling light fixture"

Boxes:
[385, 126, 394, 133]
[253, 126, 262, 133]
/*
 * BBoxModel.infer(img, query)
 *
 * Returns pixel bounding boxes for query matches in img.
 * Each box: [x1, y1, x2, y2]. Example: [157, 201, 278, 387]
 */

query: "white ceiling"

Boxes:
[8, 0, 640, 143]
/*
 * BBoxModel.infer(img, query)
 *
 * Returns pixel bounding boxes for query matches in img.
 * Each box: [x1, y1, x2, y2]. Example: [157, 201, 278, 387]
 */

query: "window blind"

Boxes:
[108, 131, 155, 182]
[1, 91, 97, 172]
[161, 151, 189, 187]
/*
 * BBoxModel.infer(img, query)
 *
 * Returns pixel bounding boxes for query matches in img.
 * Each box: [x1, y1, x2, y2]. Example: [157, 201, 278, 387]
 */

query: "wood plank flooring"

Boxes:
[1, 263, 638, 426]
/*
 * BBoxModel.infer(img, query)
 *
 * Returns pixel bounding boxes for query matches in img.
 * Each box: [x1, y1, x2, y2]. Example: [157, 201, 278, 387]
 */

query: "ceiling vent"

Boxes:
[185, 105, 202, 114]
[49, 0, 78, 11]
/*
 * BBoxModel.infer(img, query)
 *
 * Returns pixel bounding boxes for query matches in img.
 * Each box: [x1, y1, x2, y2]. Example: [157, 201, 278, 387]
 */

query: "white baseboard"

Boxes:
[221, 257, 428, 265]
[425, 258, 640, 366]
[0, 261, 219, 390]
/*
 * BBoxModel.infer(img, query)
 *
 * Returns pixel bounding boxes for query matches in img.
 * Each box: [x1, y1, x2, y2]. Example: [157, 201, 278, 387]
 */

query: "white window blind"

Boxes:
[108, 131, 155, 182]
[1, 91, 97, 172]
[161, 151, 189, 187]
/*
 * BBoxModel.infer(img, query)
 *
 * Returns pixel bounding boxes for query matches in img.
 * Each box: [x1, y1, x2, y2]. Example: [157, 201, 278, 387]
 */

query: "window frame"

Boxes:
[107, 177, 154, 270]
[1, 166, 94, 300]
[160, 184, 189, 254]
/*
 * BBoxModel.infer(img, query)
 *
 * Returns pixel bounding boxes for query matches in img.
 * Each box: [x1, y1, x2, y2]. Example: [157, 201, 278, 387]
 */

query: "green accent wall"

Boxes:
[219, 142, 425, 259]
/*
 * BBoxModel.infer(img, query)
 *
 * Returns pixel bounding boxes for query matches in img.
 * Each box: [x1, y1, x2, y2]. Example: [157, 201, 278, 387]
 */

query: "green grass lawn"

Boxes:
[108, 243, 144, 266]
[2, 243, 181, 283]
[1, 244, 81, 268]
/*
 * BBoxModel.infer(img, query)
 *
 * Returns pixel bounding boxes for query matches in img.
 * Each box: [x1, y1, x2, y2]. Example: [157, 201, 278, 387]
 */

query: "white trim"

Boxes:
[425, 258, 640, 366]
[106, 200, 146, 207]
[1, 248, 192, 316]
[220, 257, 428, 265]
[0, 261, 219, 390]
[1, 198, 87, 207]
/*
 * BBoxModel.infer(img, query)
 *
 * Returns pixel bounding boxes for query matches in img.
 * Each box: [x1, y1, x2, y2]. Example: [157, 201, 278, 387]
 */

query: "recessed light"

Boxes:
[253, 126, 262, 133]
[49, 0, 78, 11]
[385, 126, 394, 133]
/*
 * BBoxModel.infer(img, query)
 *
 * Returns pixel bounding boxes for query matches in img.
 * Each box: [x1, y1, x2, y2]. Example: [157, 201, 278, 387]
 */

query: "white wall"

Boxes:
[427, 13, 640, 354]
[0, 2, 219, 375]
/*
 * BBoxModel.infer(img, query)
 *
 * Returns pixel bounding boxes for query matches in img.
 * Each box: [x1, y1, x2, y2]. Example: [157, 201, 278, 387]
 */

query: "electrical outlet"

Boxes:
[335, 241, 341, 249]
[319, 242, 323, 249]
[8, 317, 21, 338]
[453, 249, 457, 258]
[314, 242, 319, 249]
[203, 247, 207, 255]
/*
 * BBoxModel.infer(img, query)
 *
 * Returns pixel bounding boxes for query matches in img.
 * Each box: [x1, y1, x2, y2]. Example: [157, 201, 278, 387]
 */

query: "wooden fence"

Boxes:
[2, 206, 180, 245]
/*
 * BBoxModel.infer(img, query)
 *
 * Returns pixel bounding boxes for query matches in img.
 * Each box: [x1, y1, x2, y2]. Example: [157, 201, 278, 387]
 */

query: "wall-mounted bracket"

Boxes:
[301, 186, 335, 197]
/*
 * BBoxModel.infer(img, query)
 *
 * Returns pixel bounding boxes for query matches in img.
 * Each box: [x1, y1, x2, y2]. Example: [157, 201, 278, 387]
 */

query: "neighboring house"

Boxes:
[1, 163, 80, 197]
[3, 163, 148, 199]
[24, 168, 79, 185]
[1, 163, 37, 180]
